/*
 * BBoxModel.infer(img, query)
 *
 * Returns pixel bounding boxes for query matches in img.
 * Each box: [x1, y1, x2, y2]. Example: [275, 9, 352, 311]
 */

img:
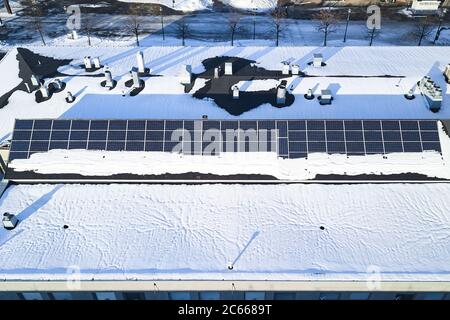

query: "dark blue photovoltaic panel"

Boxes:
[344, 120, 363, 131]
[52, 120, 71, 130]
[326, 131, 345, 142]
[400, 120, 419, 131]
[71, 120, 90, 130]
[419, 121, 438, 131]
[382, 120, 400, 131]
[288, 120, 306, 130]
[363, 120, 381, 131]
[51, 130, 70, 140]
[89, 130, 107, 140]
[33, 120, 52, 130]
[8, 119, 443, 162]
[15, 120, 34, 130]
[146, 120, 165, 130]
[90, 120, 108, 130]
[383, 131, 401, 141]
[13, 130, 32, 140]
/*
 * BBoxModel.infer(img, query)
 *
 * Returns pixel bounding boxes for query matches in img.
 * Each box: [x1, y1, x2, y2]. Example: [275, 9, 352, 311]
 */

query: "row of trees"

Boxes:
[16, 1, 448, 47]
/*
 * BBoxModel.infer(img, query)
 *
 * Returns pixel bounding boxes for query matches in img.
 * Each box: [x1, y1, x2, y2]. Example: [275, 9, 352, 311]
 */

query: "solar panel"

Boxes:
[8, 119, 443, 162]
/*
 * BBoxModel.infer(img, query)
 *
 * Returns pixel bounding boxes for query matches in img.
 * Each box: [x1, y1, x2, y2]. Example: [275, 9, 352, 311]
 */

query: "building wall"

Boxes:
[1, 291, 449, 300]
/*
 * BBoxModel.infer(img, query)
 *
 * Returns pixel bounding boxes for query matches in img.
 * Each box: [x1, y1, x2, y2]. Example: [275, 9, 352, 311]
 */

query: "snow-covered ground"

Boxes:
[1, 45, 449, 144]
[117, 0, 277, 11]
[0, 183, 450, 281]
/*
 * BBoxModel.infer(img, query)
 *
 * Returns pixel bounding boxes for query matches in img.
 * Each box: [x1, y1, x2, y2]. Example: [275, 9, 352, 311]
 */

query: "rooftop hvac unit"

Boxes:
[444, 64, 450, 84]
[319, 89, 333, 105]
[291, 64, 300, 75]
[282, 62, 290, 75]
[3, 213, 18, 230]
[313, 54, 324, 67]
[418, 76, 443, 112]
[276, 85, 287, 104]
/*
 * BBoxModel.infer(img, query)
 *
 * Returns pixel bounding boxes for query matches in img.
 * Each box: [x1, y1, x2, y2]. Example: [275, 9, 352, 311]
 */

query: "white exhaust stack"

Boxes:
[232, 85, 239, 99]
[291, 64, 300, 75]
[224, 62, 233, 75]
[444, 64, 450, 83]
[131, 67, 142, 89]
[84, 56, 92, 69]
[282, 62, 290, 75]
[104, 67, 114, 89]
[93, 57, 101, 69]
[65, 91, 75, 103]
[136, 51, 146, 74]
[40, 84, 49, 98]
[276, 85, 286, 104]
[313, 53, 323, 67]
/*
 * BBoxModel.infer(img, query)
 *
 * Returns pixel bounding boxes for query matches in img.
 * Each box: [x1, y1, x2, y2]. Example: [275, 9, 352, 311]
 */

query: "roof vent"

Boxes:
[3, 213, 18, 230]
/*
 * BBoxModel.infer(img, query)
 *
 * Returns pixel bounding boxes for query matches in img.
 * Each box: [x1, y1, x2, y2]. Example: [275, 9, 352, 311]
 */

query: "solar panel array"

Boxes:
[8, 119, 442, 161]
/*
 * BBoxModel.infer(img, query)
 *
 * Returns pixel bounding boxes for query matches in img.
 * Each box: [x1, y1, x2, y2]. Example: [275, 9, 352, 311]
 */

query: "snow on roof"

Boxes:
[0, 46, 449, 144]
[0, 183, 449, 281]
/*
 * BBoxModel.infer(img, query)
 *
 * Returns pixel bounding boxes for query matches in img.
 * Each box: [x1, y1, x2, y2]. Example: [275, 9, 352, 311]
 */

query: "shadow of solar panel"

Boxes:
[52, 120, 71, 130]
[71, 120, 90, 130]
[8, 152, 28, 161]
[127, 120, 146, 130]
[70, 130, 89, 140]
[381, 120, 400, 131]
[288, 120, 306, 130]
[326, 130, 345, 142]
[326, 120, 344, 131]
[51, 130, 70, 140]
[289, 142, 307, 153]
[401, 131, 420, 142]
[106, 141, 125, 151]
[419, 121, 438, 131]
[420, 131, 440, 141]
[383, 131, 401, 141]
[288, 131, 306, 141]
[87, 141, 106, 150]
[109, 120, 127, 131]
[365, 142, 384, 154]
[33, 120, 52, 130]
[10, 141, 30, 152]
[278, 138, 288, 155]
[289, 153, 307, 159]
[30, 141, 48, 151]
[422, 142, 441, 152]
[146, 120, 165, 130]
[49, 141, 68, 150]
[307, 131, 325, 141]
[32, 130, 50, 140]
[126, 141, 145, 151]
[363, 120, 381, 130]
[308, 141, 326, 153]
[145, 141, 163, 152]
[400, 120, 419, 131]
[307, 120, 325, 130]
[327, 141, 346, 153]
[345, 131, 363, 141]
[344, 120, 363, 131]
[90, 120, 108, 130]
[364, 131, 382, 142]
[403, 142, 422, 152]
[384, 142, 403, 153]
[258, 120, 276, 130]
[346, 141, 365, 153]
[68, 141, 87, 149]
[89, 130, 107, 140]
[13, 130, 31, 140]
[15, 120, 34, 130]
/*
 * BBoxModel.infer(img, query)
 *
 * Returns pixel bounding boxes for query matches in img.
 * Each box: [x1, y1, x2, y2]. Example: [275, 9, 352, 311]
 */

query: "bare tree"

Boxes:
[175, 20, 189, 46]
[227, 9, 241, 46]
[270, 5, 288, 47]
[313, 6, 339, 47]
[4, 0, 12, 14]
[23, 0, 46, 45]
[126, 4, 144, 47]
[412, 16, 437, 46]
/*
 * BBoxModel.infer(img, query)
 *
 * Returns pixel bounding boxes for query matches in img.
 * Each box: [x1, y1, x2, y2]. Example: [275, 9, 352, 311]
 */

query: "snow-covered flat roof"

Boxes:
[0, 183, 450, 281]
[1, 46, 449, 142]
